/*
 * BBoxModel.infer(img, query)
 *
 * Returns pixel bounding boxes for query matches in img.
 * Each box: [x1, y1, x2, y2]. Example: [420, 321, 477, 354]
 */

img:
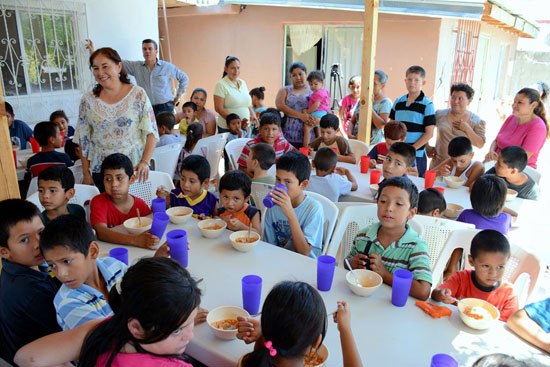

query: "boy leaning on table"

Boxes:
[508, 297, 550, 353]
[346, 176, 432, 300]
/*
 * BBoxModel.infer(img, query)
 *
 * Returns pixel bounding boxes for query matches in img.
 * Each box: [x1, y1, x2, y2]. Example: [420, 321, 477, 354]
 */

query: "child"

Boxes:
[308, 147, 358, 202]
[507, 298, 550, 353]
[237, 110, 295, 171]
[25, 121, 73, 180]
[5, 101, 33, 149]
[389, 66, 435, 177]
[226, 113, 246, 140]
[216, 170, 261, 233]
[249, 86, 267, 138]
[367, 120, 407, 168]
[263, 151, 324, 258]
[38, 166, 86, 225]
[417, 188, 446, 217]
[178, 101, 199, 135]
[158, 154, 218, 218]
[174, 122, 205, 181]
[156, 111, 180, 147]
[346, 176, 432, 300]
[338, 75, 361, 137]
[49, 110, 74, 139]
[247, 143, 276, 185]
[237, 281, 362, 367]
[309, 114, 355, 164]
[432, 136, 484, 187]
[431, 229, 518, 322]
[302, 70, 330, 146]
[382, 142, 417, 180]
[0, 199, 60, 365]
[90, 153, 158, 249]
[487, 145, 539, 200]
[40, 215, 126, 330]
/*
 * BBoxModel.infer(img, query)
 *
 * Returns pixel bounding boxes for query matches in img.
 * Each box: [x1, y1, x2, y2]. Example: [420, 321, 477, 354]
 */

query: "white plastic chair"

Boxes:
[27, 177, 39, 197]
[129, 171, 175, 207]
[69, 163, 83, 184]
[251, 182, 274, 233]
[151, 143, 182, 180]
[198, 136, 228, 180]
[26, 184, 99, 221]
[523, 165, 541, 184]
[348, 139, 370, 164]
[304, 190, 339, 253]
[503, 244, 543, 308]
[225, 138, 250, 170]
[26, 193, 44, 212]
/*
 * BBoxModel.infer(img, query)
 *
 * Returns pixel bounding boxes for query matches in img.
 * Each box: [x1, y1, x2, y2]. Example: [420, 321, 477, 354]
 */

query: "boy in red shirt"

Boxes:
[431, 229, 518, 321]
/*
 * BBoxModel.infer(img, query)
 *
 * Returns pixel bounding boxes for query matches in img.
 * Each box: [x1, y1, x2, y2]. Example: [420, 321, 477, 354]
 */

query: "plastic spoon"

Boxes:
[344, 258, 361, 286]
[136, 208, 141, 226]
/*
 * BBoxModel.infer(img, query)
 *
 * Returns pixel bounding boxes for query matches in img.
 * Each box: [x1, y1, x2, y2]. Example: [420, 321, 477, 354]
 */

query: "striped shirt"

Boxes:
[347, 222, 432, 284]
[25, 150, 73, 180]
[389, 91, 435, 157]
[54, 257, 127, 330]
[237, 133, 295, 169]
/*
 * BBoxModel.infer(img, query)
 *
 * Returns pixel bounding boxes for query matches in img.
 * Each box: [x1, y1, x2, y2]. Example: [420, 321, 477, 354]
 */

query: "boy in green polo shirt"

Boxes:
[346, 176, 432, 300]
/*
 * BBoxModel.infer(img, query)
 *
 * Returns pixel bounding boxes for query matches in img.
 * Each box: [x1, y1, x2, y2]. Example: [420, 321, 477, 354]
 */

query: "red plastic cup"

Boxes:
[360, 156, 369, 174]
[433, 187, 445, 195]
[370, 170, 381, 185]
[30, 137, 40, 153]
[299, 147, 309, 156]
[424, 170, 436, 189]
[60, 132, 65, 147]
[12, 150, 17, 168]
[331, 147, 339, 154]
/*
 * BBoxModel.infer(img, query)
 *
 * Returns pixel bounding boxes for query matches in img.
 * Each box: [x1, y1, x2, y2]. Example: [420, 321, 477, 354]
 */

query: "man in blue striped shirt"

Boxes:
[389, 66, 435, 177]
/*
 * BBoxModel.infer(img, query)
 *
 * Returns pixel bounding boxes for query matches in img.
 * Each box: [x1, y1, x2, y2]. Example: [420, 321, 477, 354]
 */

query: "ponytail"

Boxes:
[184, 122, 204, 152]
[241, 345, 275, 367]
[518, 87, 549, 139]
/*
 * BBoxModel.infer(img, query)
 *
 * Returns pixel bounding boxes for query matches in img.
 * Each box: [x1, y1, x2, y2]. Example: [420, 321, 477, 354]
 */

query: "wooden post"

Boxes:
[0, 82, 21, 200]
[357, 0, 379, 144]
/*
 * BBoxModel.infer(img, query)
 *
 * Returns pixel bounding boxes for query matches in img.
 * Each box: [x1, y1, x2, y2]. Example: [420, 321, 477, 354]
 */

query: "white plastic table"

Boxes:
[98, 218, 548, 367]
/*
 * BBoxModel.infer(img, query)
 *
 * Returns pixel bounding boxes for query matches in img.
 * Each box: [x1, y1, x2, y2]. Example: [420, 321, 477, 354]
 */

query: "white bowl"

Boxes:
[506, 189, 518, 202]
[229, 230, 260, 252]
[443, 203, 464, 219]
[166, 206, 193, 224]
[207, 306, 250, 340]
[345, 269, 383, 297]
[457, 298, 499, 330]
[369, 184, 379, 196]
[123, 217, 152, 235]
[198, 219, 227, 238]
[443, 176, 465, 189]
[305, 344, 329, 367]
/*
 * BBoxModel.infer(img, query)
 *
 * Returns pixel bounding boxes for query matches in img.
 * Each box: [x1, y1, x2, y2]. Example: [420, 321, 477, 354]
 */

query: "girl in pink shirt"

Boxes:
[302, 70, 331, 146]
[485, 88, 549, 168]
[338, 76, 361, 137]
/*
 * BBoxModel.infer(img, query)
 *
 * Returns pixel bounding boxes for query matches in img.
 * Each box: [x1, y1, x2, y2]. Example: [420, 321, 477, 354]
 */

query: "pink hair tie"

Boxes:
[264, 341, 277, 357]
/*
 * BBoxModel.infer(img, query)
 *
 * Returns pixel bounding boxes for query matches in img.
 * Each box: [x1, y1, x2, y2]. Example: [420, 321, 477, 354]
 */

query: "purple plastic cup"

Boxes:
[151, 198, 166, 213]
[431, 354, 458, 367]
[263, 184, 288, 209]
[166, 229, 188, 267]
[150, 212, 170, 241]
[391, 269, 414, 307]
[109, 248, 128, 265]
[242, 275, 262, 315]
[317, 255, 336, 291]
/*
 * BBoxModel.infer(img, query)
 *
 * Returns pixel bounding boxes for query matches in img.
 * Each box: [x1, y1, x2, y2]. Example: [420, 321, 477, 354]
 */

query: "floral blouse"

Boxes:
[75, 85, 158, 173]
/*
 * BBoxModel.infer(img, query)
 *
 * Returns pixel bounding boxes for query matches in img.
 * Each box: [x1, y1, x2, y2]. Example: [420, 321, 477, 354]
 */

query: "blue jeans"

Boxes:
[416, 155, 427, 178]
[153, 102, 174, 116]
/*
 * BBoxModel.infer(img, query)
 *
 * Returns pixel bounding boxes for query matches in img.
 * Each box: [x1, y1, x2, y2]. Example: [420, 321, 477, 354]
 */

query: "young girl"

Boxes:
[237, 281, 362, 367]
[174, 122, 205, 181]
[302, 70, 330, 147]
[338, 76, 361, 137]
[249, 86, 267, 138]
[49, 110, 74, 139]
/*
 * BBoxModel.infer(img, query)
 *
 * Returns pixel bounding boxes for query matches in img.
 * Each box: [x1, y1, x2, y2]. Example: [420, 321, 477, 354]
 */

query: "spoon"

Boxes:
[450, 296, 469, 307]
[344, 258, 361, 286]
[247, 218, 252, 241]
[136, 208, 141, 226]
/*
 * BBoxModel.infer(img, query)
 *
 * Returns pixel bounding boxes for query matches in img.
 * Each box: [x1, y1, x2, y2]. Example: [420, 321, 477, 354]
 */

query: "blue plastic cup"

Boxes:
[431, 354, 458, 367]
[317, 255, 336, 291]
[150, 212, 170, 242]
[263, 184, 288, 209]
[109, 248, 128, 265]
[391, 269, 414, 307]
[151, 198, 166, 213]
[242, 275, 262, 315]
[166, 229, 188, 267]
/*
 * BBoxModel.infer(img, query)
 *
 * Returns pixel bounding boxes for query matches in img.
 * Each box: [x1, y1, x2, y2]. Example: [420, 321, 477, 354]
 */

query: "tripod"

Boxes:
[329, 63, 344, 112]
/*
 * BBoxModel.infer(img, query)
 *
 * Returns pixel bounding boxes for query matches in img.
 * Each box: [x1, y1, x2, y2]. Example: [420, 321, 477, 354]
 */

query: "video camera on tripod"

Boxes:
[329, 63, 343, 111]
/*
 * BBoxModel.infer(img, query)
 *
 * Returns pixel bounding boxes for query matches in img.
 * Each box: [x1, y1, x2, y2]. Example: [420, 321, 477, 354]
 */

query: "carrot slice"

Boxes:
[416, 301, 452, 318]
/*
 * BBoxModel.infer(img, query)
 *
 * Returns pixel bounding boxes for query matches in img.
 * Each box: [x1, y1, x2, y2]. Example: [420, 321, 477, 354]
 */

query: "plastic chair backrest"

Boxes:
[71, 184, 100, 207]
[304, 190, 339, 253]
[523, 165, 541, 184]
[27, 177, 39, 197]
[225, 138, 250, 170]
[129, 171, 175, 207]
[151, 143, 182, 179]
[347, 140, 370, 164]
[69, 164, 84, 185]
[251, 182, 274, 233]
[26, 193, 44, 212]
[201, 136, 228, 179]
[503, 244, 542, 308]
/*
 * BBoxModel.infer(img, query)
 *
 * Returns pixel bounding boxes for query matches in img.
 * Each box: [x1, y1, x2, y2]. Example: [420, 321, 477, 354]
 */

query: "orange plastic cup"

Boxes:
[360, 156, 369, 174]
[424, 170, 436, 189]
[370, 170, 381, 184]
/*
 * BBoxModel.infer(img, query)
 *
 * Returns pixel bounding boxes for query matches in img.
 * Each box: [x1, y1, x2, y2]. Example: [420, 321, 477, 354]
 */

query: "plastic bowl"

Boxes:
[369, 184, 379, 196]
[506, 189, 518, 202]
[345, 269, 383, 297]
[305, 344, 329, 367]
[207, 306, 250, 340]
[166, 206, 193, 224]
[443, 176, 465, 189]
[123, 217, 152, 235]
[457, 298, 499, 330]
[198, 219, 227, 238]
[229, 230, 260, 252]
[443, 203, 464, 219]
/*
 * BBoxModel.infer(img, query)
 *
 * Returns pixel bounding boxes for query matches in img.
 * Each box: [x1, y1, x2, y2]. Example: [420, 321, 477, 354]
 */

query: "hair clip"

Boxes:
[264, 340, 277, 357]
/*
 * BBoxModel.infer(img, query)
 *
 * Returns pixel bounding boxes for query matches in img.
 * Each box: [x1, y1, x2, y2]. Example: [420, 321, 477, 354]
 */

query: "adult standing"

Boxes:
[213, 56, 258, 134]
[75, 47, 158, 190]
[176, 88, 216, 137]
[427, 84, 486, 168]
[485, 87, 548, 169]
[275, 62, 315, 148]
[86, 39, 189, 116]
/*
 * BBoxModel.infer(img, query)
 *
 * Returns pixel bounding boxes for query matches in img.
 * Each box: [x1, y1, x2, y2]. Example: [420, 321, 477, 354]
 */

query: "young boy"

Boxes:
[40, 215, 126, 330]
[5, 101, 33, 150]
[178, 101, 199, 135]
[431, 229, 518, 321]
[507, 298, 550, 352]
[25, 121, 73, 180]
[226, 113, 247, 141]
[368, 120, 407, 168]
[432, 136, 484, 187]
[247, 143, 276, 185]
[38, 166, 86, 225]
[216, 170, 261, 233]
[237, 110, 295, 171]
[389, 66, 435, 177]
[346, 176, 432, 300]
[382, 142, 417, 180]
[156, 111, 180, 147]
[309, 114, 355, 164]
[263, 151, 324, 258]
[157, 154, 218, 218]
[0, 199, 60, 364]
[90, 153, 158, 249]
[308, 147, 357, 202]
[487, 145, 539, 200]
[418, 188, 446, 217]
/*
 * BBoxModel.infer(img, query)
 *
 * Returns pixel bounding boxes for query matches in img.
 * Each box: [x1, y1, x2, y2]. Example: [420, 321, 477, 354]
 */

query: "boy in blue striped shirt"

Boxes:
[389, 66, 435, 177]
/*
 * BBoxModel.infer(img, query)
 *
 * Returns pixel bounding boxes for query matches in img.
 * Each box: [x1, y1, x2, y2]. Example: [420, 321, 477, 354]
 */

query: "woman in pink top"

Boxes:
[485, 88, 549, 169]
[176, 88, 217, 137]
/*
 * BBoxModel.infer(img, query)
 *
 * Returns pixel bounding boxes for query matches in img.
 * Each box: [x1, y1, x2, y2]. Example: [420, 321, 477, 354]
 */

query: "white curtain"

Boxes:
[289, 24, 323, 56]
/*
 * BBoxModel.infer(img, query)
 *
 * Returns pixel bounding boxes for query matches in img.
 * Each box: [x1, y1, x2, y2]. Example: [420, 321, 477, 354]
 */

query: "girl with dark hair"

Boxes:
[485, 87, 549, 169]
[74, 47, 159, 190]
[237, 281, 362, 367]
[173, 122, 206, 182]
[175, 88, 216, 137]
[249, 86, 267, 138]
